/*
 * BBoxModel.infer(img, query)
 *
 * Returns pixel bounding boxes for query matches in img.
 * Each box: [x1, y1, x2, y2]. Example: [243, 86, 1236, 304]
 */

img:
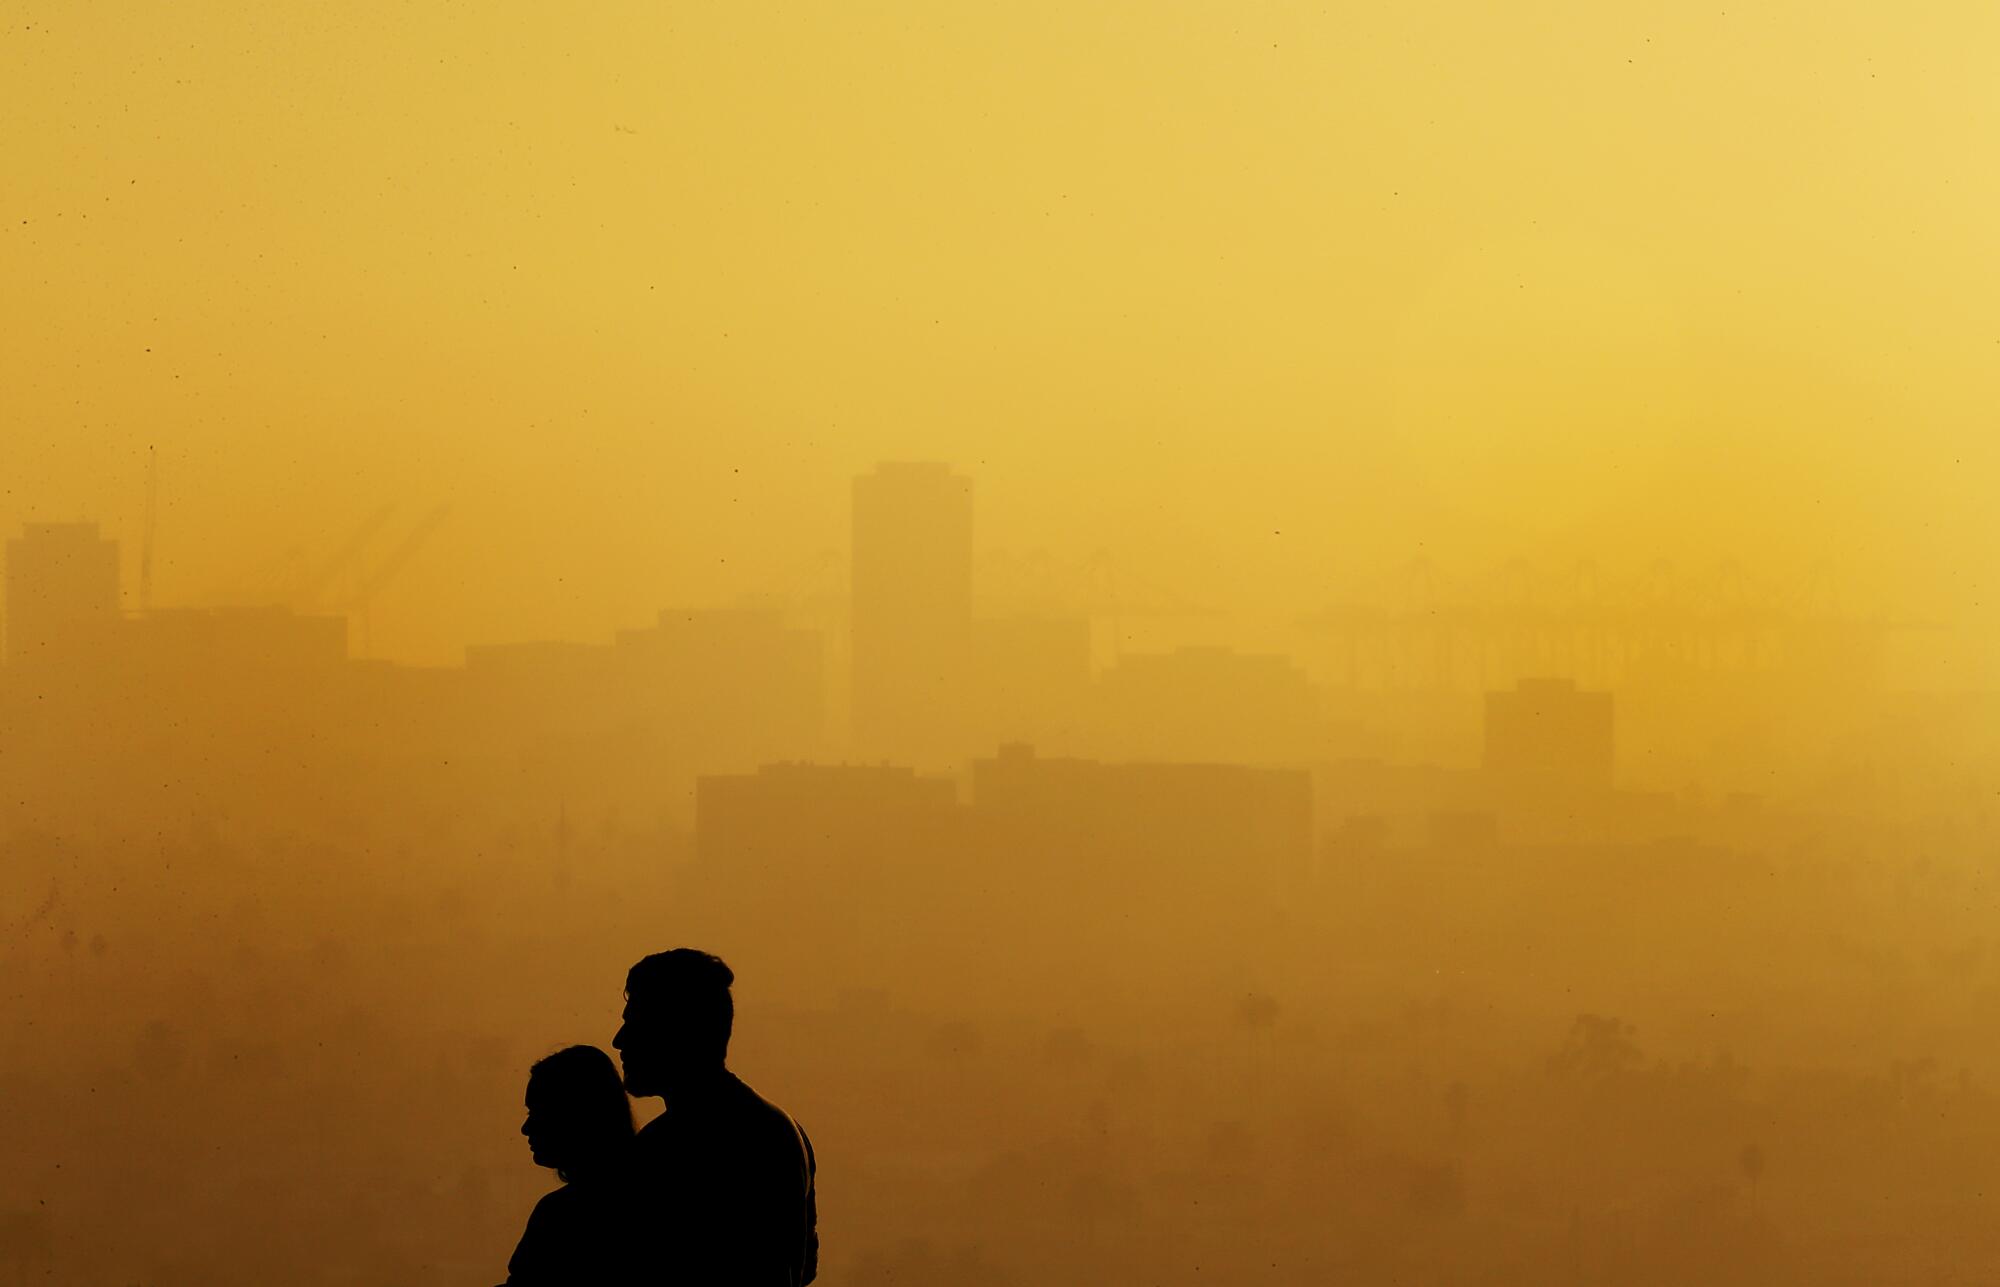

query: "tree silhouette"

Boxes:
[1235, 992, 1281, 1031]
[1234, 992, 1281, 1105]
[1547, 1014, 1642, 1082]
[1444, 1079, 1469, 1146]
[1738, 1142, 1766, 1215]
[133, 1018, 187, 1081]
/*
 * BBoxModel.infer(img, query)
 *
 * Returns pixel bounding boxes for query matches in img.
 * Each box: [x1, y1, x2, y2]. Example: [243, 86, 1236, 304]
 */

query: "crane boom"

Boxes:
[297, 503, 398, 609]
[342, 504, 450, 658]
[347, 505, 450, 608]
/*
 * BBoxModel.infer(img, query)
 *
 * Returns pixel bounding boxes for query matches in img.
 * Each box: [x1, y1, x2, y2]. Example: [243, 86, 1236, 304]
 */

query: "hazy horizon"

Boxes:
[6, 1, 1996, 677]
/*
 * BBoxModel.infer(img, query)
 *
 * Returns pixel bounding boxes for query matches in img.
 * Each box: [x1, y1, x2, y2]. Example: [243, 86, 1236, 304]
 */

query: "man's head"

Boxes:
[613, 948, 735, 1097]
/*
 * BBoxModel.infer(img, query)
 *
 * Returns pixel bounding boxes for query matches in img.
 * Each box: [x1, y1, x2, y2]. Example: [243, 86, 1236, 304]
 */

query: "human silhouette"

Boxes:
[499, 1044, 637, 1286]
[614, 949, 818, 1285]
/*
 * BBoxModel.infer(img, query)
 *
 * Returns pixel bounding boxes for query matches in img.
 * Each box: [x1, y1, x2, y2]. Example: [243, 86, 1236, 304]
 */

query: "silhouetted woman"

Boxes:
[501, 1044, 637, 1285]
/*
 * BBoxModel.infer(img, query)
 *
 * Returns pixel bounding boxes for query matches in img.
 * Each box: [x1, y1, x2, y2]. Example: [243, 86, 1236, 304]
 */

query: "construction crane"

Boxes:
[1296, 556, 1923, 691]
[340, 504, 450, 656]
[295, 503, 398, 611]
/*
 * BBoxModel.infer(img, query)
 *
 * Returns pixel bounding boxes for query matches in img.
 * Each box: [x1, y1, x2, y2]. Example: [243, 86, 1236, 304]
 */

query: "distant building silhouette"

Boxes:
[1426, 809, 1499, 851]
[126, 605, 348, 673]
[461, 607, 825, 820]
[1093, 646, 1321, 764]
[617, 607, 824, 760]
[691, 747, 1311, 1006]
[691, 762, 965, 987]
[1483, 677, 1614, 789]
[968, 613, 1092, 751]
[696, 761, 959, 877]
[970, 742, 1314, 896]
[850, 463, 973, 767]
[4, 522, 119, 666]
[697, 746, 1315, 898]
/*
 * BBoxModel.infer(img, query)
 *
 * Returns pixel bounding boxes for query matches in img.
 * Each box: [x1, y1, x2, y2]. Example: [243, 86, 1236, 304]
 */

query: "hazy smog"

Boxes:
[5, 3, 2000, 1284]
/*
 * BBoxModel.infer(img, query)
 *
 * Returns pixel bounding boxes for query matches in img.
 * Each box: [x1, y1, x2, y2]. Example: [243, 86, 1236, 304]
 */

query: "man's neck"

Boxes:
[660, 1064, 732, 1108]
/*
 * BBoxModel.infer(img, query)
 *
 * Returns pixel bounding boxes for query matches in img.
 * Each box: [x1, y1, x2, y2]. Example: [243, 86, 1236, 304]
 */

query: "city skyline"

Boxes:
[8, 2, 1999, 1281]
[0, 461, 1959, 676]
[0, 461, 1952, 815]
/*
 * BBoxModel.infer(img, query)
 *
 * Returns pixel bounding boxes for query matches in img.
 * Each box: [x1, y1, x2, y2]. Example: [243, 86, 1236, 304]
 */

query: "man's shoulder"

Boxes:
[637, 1075, 805, 1150]
[727, 1075, 798, 1123]
[725, 1075, 811, 1153]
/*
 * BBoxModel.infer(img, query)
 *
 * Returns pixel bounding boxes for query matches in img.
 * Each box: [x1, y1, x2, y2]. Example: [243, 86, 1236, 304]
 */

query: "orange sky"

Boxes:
[5, 0, 1995, 676]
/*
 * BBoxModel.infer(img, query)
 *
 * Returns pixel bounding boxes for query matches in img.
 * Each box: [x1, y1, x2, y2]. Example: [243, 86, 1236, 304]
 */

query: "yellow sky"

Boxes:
[4, 1, 1996, 673]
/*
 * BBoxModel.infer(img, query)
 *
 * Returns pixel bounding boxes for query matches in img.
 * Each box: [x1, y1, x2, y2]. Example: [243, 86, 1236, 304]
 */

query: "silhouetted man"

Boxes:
[613, 949, 817, 1286]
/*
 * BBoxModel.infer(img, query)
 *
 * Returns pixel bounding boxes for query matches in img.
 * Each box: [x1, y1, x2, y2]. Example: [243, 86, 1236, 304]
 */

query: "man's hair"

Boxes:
[625, 948, 735, 1060]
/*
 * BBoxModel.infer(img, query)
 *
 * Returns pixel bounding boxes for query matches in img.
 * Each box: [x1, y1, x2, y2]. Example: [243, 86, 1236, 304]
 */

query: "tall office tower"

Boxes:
[850, 462, 973, 766]
[5, 522, 120, 666]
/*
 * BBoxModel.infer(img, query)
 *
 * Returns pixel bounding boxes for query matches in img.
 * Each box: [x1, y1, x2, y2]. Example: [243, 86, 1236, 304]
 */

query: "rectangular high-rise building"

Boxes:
[5, 522, 120, 666]
[850, 462, 973, 766]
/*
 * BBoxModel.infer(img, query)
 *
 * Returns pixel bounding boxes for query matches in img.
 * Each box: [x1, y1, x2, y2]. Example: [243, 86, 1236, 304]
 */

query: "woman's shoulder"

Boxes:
[527, 1176, 630, 1225]
[506, 1187, 572, 1282]
[508, 1182, 633, 1283]
[525, 1183, 584, 1222]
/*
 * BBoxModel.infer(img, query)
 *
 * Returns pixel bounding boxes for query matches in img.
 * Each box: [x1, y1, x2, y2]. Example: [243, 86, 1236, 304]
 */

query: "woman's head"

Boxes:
[520, 1045, 635, 1182]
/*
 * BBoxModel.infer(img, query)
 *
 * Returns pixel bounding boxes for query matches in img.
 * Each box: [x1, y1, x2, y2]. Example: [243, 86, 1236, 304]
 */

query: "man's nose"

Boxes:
[521, 1118, 531, 1137]
[611, 1024, 626, 1050]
